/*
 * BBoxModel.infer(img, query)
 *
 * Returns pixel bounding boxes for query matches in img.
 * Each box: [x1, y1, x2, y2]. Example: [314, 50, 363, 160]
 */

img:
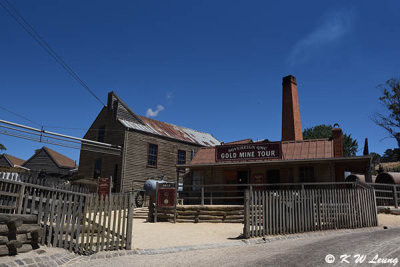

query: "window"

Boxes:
[93, 158, 102, 178]
[98, 125, 105, 142]
[147, 143, 158, 167]
[192, 171, 202, 191]
[299, 166, 314, 183]
[177, 150, 186, 165]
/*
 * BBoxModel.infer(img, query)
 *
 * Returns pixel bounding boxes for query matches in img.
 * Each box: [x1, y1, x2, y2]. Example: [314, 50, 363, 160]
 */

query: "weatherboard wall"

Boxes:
[121, 129, 202, 191]
[77, 107, 125, 190]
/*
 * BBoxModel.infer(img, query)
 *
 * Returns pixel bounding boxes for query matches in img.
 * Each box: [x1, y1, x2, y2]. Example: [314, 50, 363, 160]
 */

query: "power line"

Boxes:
[0, 105, 42, 127]
[0, 119, 122, 155]
[0, 0, 106, 106]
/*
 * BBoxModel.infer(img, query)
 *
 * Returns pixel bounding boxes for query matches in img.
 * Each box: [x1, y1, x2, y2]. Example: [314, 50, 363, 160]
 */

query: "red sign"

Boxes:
[215, 142, 281, 162]
[157, 188, 175, 207]
[98, 178, 111, 197]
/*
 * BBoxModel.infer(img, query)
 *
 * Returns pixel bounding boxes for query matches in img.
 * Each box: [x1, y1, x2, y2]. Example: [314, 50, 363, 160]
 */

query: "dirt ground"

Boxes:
[132, 218, 243, 249]
[378, 213, 400, 227]
[131, 214, 400, 250]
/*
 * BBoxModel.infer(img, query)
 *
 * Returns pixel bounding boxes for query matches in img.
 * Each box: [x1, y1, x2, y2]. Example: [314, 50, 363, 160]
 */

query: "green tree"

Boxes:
[369, 152, 381, 166]
[372, 78, 400, 147]
[0, 144, 5, 151]
[381, 148, 400, 162]
[303, 124, 359, 157]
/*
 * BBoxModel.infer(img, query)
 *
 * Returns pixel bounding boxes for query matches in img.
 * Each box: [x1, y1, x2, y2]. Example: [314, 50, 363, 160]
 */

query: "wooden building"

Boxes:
[0, 154, 25, 168]
[77, 92, 220, 192]
[179, 75, 372, 190]
[23, 146, 77, 180]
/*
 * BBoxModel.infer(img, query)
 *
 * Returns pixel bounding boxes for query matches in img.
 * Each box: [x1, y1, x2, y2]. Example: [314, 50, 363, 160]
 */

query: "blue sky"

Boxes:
[0, 0, 399, 163]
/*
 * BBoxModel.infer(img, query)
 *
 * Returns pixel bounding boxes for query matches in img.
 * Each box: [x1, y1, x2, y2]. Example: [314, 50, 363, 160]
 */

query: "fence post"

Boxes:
[16, 184, 25, 214]
[126, 193, 134, 250]
[154, 182, 159, 223]
[201, 186, 204, 205]
[243, 189, 250, 239]
[393, 185, 398, 208]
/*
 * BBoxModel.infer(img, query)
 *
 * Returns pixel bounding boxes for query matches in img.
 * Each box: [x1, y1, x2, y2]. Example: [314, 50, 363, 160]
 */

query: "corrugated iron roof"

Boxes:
[119, 117, 220, 147]
[189, 139, 334, 165]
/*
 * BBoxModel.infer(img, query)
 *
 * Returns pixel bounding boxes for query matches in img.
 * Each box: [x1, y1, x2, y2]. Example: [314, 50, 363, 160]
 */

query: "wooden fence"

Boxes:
[367, 183, 399, 208]
[0, 171, 89, 194]
[20, 192, 134, 253]
[243, 188, 378, 238]
[0, 178, 134, 253]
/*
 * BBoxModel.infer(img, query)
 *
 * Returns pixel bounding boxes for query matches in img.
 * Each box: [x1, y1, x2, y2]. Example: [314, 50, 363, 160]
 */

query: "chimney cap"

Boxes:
[282, 75, 297, 85]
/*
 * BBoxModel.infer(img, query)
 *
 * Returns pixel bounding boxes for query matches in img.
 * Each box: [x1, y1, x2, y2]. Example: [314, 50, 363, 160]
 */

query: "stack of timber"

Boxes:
[156, 205, 244, 223]
[0, 214, 43, 256]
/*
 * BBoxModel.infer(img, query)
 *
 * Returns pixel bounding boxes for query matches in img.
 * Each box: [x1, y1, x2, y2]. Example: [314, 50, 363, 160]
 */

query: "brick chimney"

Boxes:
[332, 125, 343, 157]
[282, 75, 303, 141]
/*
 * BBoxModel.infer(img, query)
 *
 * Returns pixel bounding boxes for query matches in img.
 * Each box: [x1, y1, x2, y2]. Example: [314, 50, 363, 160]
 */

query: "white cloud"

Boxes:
[287, 9, 355, 65]
[146, 105, 165, 118]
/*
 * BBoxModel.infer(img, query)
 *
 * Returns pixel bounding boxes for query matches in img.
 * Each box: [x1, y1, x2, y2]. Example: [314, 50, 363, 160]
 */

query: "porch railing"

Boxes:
[178, 182, 360, 205]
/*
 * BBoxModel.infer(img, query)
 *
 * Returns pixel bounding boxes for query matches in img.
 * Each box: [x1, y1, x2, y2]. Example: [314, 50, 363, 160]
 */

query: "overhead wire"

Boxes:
[0, 0, 106, 106]
[0, 105, 42, 127]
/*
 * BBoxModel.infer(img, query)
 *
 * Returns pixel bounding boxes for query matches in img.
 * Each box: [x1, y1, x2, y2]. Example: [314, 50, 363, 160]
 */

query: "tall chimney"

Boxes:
[332, 125, 343, 157]
[282, 75, 303, 141]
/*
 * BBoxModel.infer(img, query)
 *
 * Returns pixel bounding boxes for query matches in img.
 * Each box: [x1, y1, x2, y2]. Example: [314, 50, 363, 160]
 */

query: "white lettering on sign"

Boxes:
[221, 152, 237, 159]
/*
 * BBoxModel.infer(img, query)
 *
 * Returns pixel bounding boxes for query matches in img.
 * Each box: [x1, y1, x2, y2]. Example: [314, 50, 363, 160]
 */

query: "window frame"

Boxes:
[146, 143, 158, 168]
[177, 149, 186, 165]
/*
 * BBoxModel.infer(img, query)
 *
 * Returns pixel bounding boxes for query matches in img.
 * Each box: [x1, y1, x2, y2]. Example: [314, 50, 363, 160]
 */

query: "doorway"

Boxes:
[266, 169, 280, 184]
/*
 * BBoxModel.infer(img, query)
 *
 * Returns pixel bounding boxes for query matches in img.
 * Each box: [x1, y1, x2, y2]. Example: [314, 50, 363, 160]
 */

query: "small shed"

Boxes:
[23, 147, 77, 180]
[0, 154, 25, 168]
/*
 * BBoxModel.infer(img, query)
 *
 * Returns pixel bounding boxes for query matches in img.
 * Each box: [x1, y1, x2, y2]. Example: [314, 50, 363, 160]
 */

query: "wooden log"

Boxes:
[17, 244, 34, 254]
[0, 214, 37, 224]
[198, 210, 226, 216]
[0, 224, 42, 235]
[0, 244, 9, 256]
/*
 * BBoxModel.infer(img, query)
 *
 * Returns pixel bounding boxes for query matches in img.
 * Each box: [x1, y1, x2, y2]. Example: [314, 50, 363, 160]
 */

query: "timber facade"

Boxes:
[77, 92, 220, 192]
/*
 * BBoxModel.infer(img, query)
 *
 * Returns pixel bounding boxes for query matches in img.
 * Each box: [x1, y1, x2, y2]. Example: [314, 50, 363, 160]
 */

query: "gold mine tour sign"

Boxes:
[215, 142, 282, 162]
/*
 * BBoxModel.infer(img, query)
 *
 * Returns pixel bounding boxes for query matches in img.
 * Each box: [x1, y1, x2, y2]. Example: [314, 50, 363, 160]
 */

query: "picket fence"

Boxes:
[243, 188, 378, 238]
[0, 178, 134, 253]
[0, 171, 89, 194]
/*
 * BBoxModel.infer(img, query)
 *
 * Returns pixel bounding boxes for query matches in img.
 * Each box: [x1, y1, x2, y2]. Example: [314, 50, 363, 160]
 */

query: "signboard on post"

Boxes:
[97, 177, 111, 198]
[157, 183, 175, 207]
[215, 142, 281, 162]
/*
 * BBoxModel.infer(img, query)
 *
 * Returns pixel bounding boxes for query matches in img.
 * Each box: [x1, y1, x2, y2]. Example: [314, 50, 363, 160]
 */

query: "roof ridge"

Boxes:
[282, 138, 331, 143]
[109, 91, 144, 125]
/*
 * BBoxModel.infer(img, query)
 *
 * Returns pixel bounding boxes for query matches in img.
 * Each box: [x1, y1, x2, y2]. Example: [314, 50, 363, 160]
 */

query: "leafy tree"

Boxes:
[372, 78, 400, 147]
[369, 152, 381, 166]
[303, 124, 359, 157]
[0, 144, 5, 151]
[381, 148, 400, 162]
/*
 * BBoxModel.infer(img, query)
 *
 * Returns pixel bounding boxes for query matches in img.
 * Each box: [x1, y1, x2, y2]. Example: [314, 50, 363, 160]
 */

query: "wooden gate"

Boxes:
[21, 192, 134, 253]
[0, 178, 134, 253]
[243, 188, 378, 238]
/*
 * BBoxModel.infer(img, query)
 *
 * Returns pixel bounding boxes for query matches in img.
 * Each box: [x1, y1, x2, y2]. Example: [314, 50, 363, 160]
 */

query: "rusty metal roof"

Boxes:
[119, 116, 220, 147]
[189, 139, 334, 165]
